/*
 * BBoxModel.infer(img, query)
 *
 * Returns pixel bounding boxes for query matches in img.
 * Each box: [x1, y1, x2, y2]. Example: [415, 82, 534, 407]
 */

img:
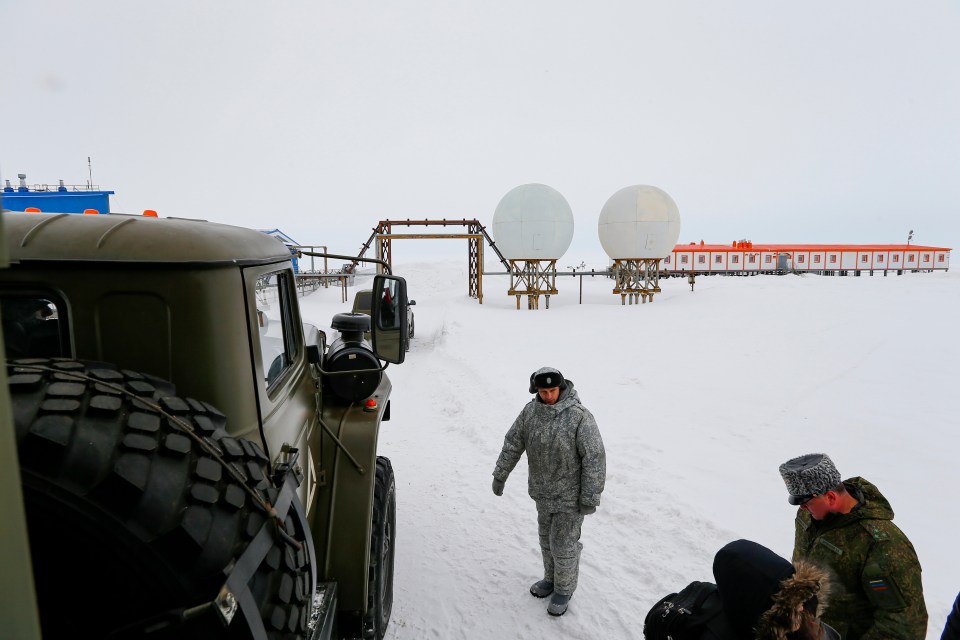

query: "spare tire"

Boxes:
[8, 358, 315, 639]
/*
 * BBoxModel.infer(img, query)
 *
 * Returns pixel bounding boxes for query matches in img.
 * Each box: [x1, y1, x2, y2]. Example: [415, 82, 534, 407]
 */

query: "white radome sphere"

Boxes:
[598, 185, 682, 259]
[492, 183, 574, 260]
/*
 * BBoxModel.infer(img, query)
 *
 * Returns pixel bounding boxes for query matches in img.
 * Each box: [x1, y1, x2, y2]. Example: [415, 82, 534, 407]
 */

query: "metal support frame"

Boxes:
[508, 259, 558, 310]
[376, 223, 392, 275]
[369, 219, 492, 303]
[467, 222, 483, 302]
[374, 233, 485, 303]
[611, 258, 662, 305]
[292, 245, 330, 285]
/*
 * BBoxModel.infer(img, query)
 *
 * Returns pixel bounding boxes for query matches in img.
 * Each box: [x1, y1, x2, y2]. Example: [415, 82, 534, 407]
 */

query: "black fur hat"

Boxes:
[529, 367, 566, 393]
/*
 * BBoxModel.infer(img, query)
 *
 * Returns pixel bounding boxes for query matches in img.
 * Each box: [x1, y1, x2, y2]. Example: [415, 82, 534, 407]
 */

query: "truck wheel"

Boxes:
[365, 456, 396, 639]
[8, 358, 314, 640]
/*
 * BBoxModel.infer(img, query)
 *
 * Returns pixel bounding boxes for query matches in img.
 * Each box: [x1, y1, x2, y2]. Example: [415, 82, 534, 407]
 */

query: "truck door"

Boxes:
[244, 264, 319, 501]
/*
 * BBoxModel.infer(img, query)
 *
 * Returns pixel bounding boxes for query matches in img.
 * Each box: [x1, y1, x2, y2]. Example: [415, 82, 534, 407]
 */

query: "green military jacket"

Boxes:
[793, 477, 927, 640]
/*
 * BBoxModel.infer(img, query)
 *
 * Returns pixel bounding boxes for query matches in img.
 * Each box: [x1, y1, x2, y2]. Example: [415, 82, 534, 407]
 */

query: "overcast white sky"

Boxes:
[3, 1, 958, 260]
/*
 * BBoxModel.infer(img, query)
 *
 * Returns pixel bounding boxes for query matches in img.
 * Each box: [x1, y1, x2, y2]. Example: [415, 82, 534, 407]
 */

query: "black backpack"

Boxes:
[643, 580, 726, 640]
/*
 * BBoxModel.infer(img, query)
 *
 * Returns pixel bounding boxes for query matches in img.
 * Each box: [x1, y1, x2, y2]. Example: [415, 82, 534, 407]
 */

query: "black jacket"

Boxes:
[943, 592, 960, 640]
[700, 540, 831, 640]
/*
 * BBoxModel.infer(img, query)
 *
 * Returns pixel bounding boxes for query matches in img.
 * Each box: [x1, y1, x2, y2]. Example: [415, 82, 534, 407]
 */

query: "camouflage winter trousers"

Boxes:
[537, 509, 585, 596]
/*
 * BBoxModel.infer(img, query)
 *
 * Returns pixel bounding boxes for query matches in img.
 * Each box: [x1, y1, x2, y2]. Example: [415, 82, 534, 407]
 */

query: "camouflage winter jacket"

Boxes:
[493, 382, 606, 513]
[792, 477, 927, 640]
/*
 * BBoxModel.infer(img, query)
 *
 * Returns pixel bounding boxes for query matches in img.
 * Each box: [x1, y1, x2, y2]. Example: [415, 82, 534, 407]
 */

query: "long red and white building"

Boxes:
[661, 241, 951, 276]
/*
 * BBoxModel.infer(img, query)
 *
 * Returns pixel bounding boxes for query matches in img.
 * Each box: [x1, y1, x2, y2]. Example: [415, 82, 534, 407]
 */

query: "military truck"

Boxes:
[351, 289, 415, 351]
[0, 211, 411, 639]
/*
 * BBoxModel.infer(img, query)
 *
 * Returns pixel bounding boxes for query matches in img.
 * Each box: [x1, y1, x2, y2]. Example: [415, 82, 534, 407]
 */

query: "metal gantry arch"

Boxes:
[352, 219, 510, 304]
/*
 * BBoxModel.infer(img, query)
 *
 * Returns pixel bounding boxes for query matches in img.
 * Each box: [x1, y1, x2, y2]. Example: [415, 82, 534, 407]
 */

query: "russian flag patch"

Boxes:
[868, 579, 889, 592]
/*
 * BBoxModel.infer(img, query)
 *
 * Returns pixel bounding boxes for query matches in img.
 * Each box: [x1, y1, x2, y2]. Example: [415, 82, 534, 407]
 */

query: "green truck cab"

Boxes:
[0, 211, 409, 640]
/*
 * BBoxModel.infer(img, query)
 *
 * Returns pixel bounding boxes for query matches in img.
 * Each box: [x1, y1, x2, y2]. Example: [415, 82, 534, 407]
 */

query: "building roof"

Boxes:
[672, 243, 951, 252]
[257, 228, 299, 246]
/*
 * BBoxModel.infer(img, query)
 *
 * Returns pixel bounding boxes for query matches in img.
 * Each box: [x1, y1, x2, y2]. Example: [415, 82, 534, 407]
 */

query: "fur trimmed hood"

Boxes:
[755, 559, 830, 640]
[713, 540, 830, 640]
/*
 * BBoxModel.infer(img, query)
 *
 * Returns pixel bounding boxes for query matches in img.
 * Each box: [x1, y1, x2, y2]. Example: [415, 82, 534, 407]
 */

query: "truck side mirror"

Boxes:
[370, 274, 407, 364]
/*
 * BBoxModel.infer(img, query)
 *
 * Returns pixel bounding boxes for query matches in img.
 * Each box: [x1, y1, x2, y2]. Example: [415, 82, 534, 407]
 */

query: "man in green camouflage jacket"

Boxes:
[779, 453, 928, 640]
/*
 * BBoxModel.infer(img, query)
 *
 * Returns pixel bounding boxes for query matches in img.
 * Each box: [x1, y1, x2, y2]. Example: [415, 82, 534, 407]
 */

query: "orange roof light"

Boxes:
[142, 209, 158, 217]
[83, 208, 99, 215]
[24, 207, 41, 213]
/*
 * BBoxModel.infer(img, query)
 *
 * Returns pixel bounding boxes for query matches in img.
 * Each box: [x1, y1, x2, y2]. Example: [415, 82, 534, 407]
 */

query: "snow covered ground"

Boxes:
[297, 259, 958, 640]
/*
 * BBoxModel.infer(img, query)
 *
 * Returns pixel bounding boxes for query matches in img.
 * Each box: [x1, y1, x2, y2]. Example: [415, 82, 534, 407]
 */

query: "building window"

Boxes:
[681, 255, 688, 264]
[923, 254, 930, 262]
[797, 255, 805, 264]
[829, 255, 837, 264]
[664, 256, 671, 264]
[893, 255, 900, 263]
[860, 255, 869, 263]
[908, 255, 915, 262]
[748, 255, 756, 264]
[813, 255, 821, 264]
[714, 255, 723, 264]
[939, 255, 945, 262]
[764, 256, 772, 264]
[878, 255, 884, 263]
[698, 255, 706, 264]
[731, 255, 739, 264]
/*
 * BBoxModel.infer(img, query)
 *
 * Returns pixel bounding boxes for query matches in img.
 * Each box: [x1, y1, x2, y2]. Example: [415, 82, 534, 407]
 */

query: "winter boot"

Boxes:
[547, 593, 571, 616]
[529, 580, 554, 598]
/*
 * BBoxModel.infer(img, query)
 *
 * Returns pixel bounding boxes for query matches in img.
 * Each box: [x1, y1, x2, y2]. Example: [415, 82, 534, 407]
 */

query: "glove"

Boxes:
[578, 504, 597, 515]
[492, 478, 505, 496]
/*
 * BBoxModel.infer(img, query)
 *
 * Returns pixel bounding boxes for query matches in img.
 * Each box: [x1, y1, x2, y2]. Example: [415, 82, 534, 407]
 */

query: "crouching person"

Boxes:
[644, 539, 837, 640]
[491, 367, 606, 617]
[711, 539, 837, 640]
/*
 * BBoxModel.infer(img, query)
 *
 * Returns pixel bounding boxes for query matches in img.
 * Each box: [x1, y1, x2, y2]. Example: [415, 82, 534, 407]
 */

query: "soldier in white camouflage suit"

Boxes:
[492, 366, 606, 617]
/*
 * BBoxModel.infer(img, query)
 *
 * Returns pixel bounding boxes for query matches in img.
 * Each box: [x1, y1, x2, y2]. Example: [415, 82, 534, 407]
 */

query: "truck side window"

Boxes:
[256, 272, 297, 388]
[1, 296, 66, 359]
